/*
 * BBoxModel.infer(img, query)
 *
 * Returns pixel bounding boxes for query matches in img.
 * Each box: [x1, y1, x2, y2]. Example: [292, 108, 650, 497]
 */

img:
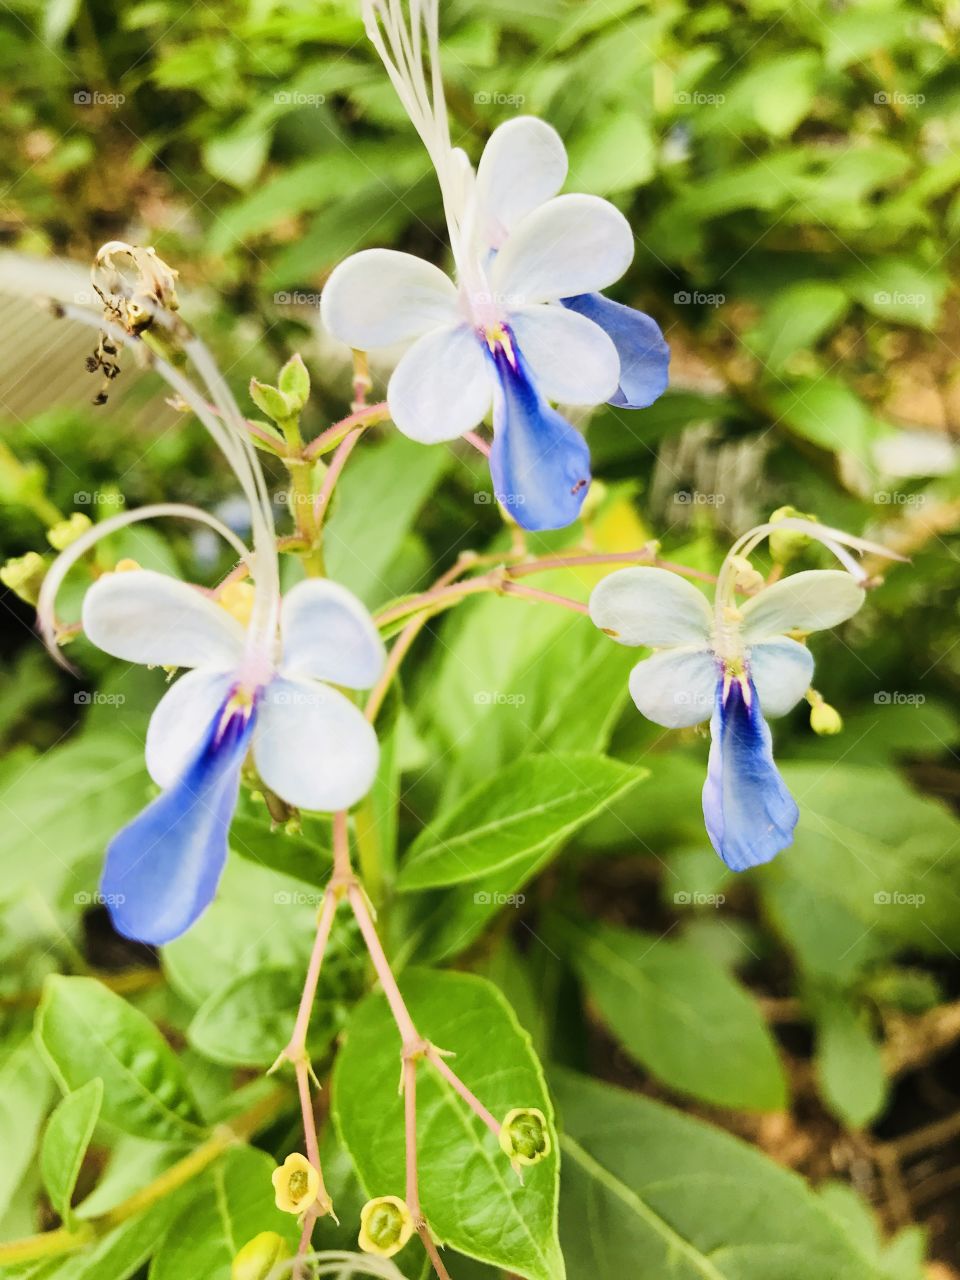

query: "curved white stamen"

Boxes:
[36, 502, 253, 671]
[715, 517, 905, 629]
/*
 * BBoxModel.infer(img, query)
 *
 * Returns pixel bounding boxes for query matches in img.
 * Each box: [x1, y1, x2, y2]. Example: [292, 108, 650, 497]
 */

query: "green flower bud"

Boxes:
[231, 1231, 291, 1280]
[278, 353, 311, 412]
[810, 701, 842, 735]
[498, 1107, 551, 1166]
[769, 505, 817, 565]
[249, 378, 297, 424]
[358, 1195, 414, 1258]
[1, 551, 47, 605]
[47, 512, 92, 551]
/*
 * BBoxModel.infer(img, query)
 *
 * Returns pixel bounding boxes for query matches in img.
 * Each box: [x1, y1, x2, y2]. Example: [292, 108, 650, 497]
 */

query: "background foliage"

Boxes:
[1, 0, 959, 1277]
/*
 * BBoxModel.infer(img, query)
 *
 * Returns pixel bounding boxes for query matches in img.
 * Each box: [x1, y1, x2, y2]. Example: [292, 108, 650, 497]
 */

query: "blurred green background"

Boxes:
[1, 1, 960, 1277]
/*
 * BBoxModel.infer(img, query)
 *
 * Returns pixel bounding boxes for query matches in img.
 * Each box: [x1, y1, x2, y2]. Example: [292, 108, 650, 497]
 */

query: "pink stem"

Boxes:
[404, 1057, 419, 1213]
[509, 548, 718, 583]
[303, 402, 389, 459]
[287, 889, 338, 1057]
[201, 398, 282, 450]
[365, 613, 430, 724]
[346, 884, 419, 1045]
[332, 810, 351, 880]
[374, 576, 497, 627]
[427, 1049, 501, 1139]
[500, 580, 589, 614]
[313, 428, 363, 521]
[463, 430, 491, 458]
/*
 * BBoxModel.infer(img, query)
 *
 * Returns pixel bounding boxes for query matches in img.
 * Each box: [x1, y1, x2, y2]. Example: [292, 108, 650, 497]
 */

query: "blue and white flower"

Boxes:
[589, 520, 897, 870]
[320, 2, 668, 532]
[39, 283, 385, 945]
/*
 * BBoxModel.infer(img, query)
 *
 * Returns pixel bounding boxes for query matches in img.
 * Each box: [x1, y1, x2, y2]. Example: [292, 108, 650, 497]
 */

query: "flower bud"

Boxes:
[47, 512, 92, 551]
[278, 353, 311, 413]
[271, 1153, 319, 1215]
[250, 378, 297, 424]
[115, 558, 141, 573]
[0, 551, 46, 605]
[358, 1195, 414, 1258]
[231, 1231, 291, 1280]
[729, 554, 764, 594]
[498, 1108, 551, 1166]
[769, 506, 816, 565]
[218, 580, 255, 627]
[810, 701, 843, 735]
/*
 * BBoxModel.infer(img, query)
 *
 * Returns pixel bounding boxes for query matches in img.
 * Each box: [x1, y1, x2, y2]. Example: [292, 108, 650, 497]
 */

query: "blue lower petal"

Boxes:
[701, 677, 798, 872]
[101, 694, 255, 944]
[487, 337, 591, 531]
[561, 292, 669, 409]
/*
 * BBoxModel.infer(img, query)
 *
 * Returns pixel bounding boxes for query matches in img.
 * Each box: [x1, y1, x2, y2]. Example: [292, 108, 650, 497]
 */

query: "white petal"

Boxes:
[474, 117, 567, 247]
[145, 668, 235, 788]
[491, 194, 634, 306]
[281, 579, 385, 688]
[387, 323, 492, 443]
[509, 304, 619, 405]
[253, 677, 379, 811]
[82, 570, 245, 670]
[628, 648, 718, 728]
[590, 567, 713, 648]
[749, 637, 814, 719]
[320, 248, 459, 349]
[741, 570, 865, 642]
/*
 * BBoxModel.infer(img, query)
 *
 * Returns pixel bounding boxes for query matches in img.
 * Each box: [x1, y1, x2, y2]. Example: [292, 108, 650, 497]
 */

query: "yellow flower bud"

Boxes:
[47, 512, 92, 551]
[231, 1231, 291, 1280]
[729, 555, 764, 594]
[810, 701, 843, 735]
[358, 1196, 414, 1258]
[115, 558, 141, 573]
[498, 1108, 552, 1166]
[271, 1153, 319, 1215]
[218, 580, 256, 627]
[769, 505, 817, 565]
[1, 551, 46, 605]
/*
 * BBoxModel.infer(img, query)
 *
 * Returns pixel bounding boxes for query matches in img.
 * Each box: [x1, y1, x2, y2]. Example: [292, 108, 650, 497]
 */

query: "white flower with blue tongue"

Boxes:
[589, 520, 901, 871]
[320, 0, 668, 532]
[39, 277, 385, 946]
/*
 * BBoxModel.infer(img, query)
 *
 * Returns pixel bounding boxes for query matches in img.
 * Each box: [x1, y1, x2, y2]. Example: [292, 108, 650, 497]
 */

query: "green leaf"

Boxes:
[561, 919, 787, 1111]
[555, 1071, 883, 1278]
[40, 1078, 103, 1227]
[324, 431, 449, 608]
[777, 763, 960, 954]
[812, 992, 887, 1129]
[769, 377, 882, 473]
[187, 967, 334, 1069]
[399, 754, 645, 891]
[149, 1146, 298, 1280]
[36, 977, 204, 1143]
[0, 734, 148, 908]
[566, 109, 655, 194]
[745, 282, 850, 371]
[333, 970, 563, 1280]
[845, 257, 948, 330]
[0, 1036, 53, 1220]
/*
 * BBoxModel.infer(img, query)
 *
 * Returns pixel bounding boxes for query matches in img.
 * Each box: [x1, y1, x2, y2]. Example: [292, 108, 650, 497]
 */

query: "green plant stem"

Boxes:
[0, 1089, 289, 1265]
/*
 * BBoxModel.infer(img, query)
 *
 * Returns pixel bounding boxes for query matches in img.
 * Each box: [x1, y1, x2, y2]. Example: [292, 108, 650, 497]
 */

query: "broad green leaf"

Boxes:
[187, 967, 335, 1069]
[0, 1036, 53, 1221]
[567, 109, 655, 194]
[36, 977, 204, 1143]
[562, 919, 787, 1110]
[149, 1146, 298, 1280]
[555, 1071, 882, 1279]
[770, 377, 881, 472]
[845, 257, 948, 330]
[399, 754, 645, 891]
[229, 790, 331, 888]
[40, 1079, 103, 1227]
[812, 991, 887, 1129]
[777, 763, 960, 954]
[162, 858, 320, 1006]
[324, 434, 450, 607]
[333, 970, 563, 1280]
[745, 282, 849, 371]
[0, 734, 147, 908]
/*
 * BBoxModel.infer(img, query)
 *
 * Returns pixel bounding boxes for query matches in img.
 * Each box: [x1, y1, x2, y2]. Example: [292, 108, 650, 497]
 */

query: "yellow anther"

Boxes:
[218, 580, 255, 627]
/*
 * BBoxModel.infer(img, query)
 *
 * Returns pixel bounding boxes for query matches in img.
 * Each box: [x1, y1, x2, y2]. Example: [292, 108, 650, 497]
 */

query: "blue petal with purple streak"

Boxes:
[702, 676, 798, 872]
